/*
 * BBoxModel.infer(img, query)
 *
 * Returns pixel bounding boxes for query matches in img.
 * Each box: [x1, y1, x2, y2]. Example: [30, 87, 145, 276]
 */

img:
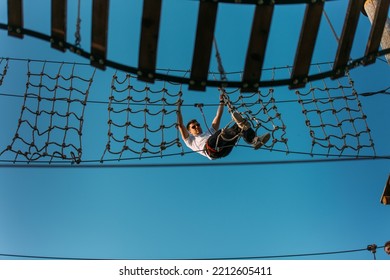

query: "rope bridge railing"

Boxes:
[0, 58, 379, 165]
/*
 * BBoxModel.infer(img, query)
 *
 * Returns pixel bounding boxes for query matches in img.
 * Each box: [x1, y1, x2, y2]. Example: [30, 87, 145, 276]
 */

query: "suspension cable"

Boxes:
[0, 245, 384, 260]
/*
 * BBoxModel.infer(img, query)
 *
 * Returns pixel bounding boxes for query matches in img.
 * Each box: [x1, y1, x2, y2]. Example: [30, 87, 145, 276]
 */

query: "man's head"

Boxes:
[186, 119, 202, 136]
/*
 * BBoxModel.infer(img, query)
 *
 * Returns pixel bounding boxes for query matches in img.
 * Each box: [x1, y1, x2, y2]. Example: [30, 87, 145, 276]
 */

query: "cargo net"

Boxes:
[100, 71, 184, 161]
[100, 71, 288, 161]
[0, 60, 96, 163]
[219, 86, 288, 152]
[293, 65, 375, 157]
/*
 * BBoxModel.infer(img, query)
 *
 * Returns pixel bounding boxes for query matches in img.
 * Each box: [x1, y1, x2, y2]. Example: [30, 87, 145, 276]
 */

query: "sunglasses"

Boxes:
[191, 123, 200, 129]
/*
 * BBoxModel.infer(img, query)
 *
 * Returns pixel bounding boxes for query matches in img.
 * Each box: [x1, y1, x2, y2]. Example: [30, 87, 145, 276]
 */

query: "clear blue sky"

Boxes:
[0, 0, 389, 260]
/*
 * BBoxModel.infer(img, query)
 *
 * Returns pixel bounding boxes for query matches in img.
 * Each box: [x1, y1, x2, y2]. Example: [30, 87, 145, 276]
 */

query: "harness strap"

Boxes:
[205, 141, 218, 153]
[205, 141, 221, 159]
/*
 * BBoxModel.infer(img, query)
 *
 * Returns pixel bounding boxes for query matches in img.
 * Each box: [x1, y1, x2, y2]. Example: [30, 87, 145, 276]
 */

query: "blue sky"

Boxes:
[0, 0, 389, 260]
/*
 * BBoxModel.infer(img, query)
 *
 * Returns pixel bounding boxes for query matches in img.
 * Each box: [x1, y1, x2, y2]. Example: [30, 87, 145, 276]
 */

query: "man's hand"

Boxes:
[176, 98, 183, 110]
[176, 98, 189, 140]
[219, 92, 226, 105]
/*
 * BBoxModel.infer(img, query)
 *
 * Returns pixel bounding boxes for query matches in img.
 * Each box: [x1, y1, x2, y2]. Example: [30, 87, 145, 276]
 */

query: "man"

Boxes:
[176, 95, 270, 160]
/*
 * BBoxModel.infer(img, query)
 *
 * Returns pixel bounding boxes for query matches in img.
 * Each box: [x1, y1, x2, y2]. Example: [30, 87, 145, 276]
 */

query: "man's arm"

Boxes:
[211, 93, 225, 131]
[176, 100, 189, 140]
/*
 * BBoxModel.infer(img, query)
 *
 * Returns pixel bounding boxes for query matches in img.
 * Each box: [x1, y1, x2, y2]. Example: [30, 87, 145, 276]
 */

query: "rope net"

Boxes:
[100, 71, 288, 161]
[0, 58, 378, 164]
[212, 39, 288, 153]
[100, 71, 184, 161]
[0, 60, 96, 163]
[292, 64, 376, 157]
[220, 86, 288, 152]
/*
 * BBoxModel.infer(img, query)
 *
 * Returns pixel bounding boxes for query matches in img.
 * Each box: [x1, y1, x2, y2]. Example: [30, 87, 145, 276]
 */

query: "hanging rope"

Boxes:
[74, 0, 82, 48]
[323, 9, 340, 43]
[212, 37, 236, 115]
[0, 58, 9, 86]
[194, 103, 212, 134]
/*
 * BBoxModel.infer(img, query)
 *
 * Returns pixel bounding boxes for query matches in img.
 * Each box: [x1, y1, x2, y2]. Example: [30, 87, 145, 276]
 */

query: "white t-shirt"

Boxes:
[184, 127, 216, 160]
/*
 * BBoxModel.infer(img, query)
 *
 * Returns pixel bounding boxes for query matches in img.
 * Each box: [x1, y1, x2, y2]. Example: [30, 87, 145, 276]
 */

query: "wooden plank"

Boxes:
[364, 0, 390, 65]
[138, 0, 162, 83]
[7, 0, 23, 38]
[290, 1, 324, 89]
[189, 2, 218, 91]
[51, 0, 67, 52]
[241, 4, 274, 92]
[91, 0, 110, 69]
[332, 0, 364, 78]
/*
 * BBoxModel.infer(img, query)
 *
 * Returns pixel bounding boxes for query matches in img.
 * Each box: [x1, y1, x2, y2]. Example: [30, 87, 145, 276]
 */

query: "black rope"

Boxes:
[74, 0, 82, 48]
[360, 86, 390, 97]
[0, 245, 382, 260]
[0, 154, 388, 168]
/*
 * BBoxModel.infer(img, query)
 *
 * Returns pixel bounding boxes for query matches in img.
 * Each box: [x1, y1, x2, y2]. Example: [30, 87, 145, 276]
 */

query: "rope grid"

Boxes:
[290, 64, 376, 157]
[100, 71, 184, 161]
[0, 57, 380, 165]
[212, 38, 288, 153]
[0, 60, 96, 163]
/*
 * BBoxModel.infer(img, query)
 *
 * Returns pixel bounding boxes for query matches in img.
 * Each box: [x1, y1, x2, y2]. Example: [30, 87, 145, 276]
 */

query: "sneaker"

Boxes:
[232, 112, 251, 131]
[252, 133, 271, 150]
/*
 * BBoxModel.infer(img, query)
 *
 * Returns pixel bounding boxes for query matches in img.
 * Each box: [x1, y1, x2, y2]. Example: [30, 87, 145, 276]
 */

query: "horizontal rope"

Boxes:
[0, 154, 388, 168]
[0, 245, 381, 260]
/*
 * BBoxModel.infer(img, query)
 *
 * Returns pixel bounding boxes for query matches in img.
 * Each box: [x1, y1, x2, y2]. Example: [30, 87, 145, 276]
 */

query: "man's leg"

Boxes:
[231, 112, 251, 131]
[206, 130, 237, 158]
[231, 119, 271, 150]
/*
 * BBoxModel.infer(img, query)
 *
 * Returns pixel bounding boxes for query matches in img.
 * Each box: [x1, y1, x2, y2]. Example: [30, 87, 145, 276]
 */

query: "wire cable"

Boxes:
[0, 153, 388, 168]
[0, 245, 384, 260]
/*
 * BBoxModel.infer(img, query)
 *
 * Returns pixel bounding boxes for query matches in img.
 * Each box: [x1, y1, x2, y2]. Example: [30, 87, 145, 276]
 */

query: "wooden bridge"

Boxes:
[4, 0, 390, 91]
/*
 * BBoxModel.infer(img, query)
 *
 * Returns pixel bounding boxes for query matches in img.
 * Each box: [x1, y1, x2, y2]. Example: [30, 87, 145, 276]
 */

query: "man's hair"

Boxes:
[186, 119, 198, 130]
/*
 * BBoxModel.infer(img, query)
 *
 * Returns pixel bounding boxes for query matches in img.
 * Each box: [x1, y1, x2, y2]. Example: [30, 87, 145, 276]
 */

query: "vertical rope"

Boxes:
[323, 9, 340, 43]
[75, 0, 82, 48]
[212, 37, 236, 114]
[45, 62, 64, 161]
[0, 58, 9, 86]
